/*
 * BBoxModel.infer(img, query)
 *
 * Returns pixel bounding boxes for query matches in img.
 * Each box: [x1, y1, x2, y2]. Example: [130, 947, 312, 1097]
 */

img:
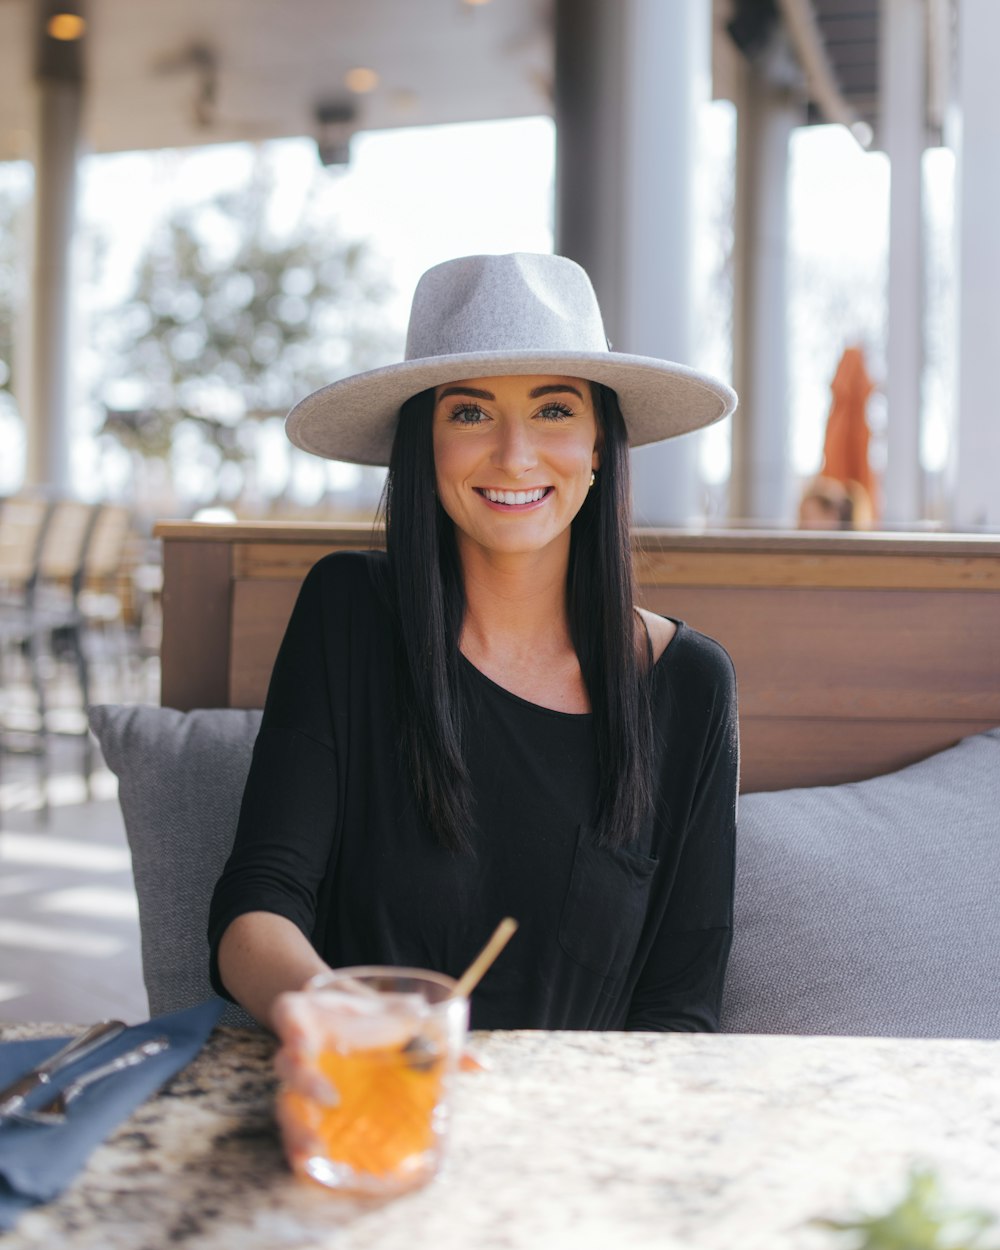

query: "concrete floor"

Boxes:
[0, 781, 147, 1025]
[0, 657, 153, 1026]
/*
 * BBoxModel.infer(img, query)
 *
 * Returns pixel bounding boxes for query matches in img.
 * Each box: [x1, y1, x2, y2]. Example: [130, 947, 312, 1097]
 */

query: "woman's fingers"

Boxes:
[276, 1088, 328, 1170]
[274, 1049, 339, 1104]
[273, 991, 340, 1172]
[273, 989, 339, 1104]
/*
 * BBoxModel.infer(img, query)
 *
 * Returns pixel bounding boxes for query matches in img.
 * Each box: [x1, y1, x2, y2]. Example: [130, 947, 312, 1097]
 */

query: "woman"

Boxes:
[209, 252, 739, 1034]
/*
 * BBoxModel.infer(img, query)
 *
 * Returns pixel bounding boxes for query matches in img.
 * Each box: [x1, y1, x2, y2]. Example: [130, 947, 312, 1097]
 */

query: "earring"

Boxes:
[589, 470, 596, 489]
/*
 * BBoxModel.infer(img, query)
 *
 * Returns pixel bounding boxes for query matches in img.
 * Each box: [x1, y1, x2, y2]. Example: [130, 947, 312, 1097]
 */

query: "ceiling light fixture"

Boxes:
[344, 67, 379, 94]
[315, 101, 357, 167]
[47, 12, 86, 40]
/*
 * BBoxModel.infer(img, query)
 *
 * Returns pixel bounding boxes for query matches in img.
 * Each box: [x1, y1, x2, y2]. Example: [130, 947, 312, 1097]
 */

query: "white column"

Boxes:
[951, 0, 1000, 528]
[881, 0, 925, 526]
[729, 59, 799, 524]
[555, 0, 710, 526]
[623, 0, 707, 526]
[27, 75, 81, 491]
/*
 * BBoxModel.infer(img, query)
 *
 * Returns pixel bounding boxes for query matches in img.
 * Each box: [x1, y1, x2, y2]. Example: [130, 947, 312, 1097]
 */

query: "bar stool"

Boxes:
[0, 495, 56, 817]
[77, 504, 136, 682]
[0, 496, 99, 817]
[34, 498, 100, 789]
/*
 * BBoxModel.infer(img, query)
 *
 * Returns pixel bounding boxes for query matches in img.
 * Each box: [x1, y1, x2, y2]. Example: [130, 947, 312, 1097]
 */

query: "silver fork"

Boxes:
[10, 1037, 170, 1126]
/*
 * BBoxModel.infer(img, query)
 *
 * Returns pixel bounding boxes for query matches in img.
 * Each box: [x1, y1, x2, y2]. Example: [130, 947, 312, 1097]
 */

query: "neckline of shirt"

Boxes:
[458, 618, 685, 719]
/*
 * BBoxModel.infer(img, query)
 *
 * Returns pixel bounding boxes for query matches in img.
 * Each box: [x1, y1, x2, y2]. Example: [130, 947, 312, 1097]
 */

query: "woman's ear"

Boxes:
[592, 423, 604, 471]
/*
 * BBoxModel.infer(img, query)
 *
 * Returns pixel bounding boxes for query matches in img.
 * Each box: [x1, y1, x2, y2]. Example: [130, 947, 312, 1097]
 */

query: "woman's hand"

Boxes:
[216, 912, 335, 1171]
[272, 988, 336, 1100]
[272, 987, 339, 1172]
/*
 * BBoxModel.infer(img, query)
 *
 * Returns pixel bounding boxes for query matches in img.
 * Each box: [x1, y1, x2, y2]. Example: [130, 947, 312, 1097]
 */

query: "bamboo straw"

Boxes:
[451, 917, 519, 1000]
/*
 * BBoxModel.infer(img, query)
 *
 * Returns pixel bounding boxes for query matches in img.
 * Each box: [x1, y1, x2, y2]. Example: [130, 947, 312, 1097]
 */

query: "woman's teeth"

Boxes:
[481, 488, 548, 505]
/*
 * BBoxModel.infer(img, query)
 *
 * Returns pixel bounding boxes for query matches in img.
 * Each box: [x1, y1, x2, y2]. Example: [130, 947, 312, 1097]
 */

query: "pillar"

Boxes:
[729, 50, 800, 524]
[951, 0, 1000, 528]
[881, 0, 925, 526]
[26, 1, 84, 491]
[555, 0, 711, 526]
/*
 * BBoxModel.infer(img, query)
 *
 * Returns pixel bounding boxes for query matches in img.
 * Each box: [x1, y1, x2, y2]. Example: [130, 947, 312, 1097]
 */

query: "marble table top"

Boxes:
[2, 1025, 999, 1250]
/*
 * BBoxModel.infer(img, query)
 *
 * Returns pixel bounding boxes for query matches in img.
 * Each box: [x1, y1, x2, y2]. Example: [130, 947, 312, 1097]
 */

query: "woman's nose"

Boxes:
[491, 420, 537, 478]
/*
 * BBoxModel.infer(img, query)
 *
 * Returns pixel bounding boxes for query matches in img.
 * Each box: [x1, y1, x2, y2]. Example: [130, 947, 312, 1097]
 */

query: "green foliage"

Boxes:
[95, 167, 396, 470]
[816, 1169, 999, 1250]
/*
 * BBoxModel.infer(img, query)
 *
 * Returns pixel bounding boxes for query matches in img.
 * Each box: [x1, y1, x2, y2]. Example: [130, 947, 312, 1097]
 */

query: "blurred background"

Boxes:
[0, 0, 997, 1018]
[1, 0, 996, 535]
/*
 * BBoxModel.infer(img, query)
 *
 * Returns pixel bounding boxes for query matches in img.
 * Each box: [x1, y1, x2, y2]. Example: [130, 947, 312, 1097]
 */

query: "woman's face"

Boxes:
[432, 374, 601, 562]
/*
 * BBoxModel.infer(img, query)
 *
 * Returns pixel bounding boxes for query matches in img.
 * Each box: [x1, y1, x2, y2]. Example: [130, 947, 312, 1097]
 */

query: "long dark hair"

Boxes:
[380, 382, 653, 852]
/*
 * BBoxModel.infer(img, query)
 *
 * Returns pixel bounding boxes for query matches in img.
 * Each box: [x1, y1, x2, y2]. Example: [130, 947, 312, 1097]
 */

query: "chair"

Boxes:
[76, 505, 140, 689]
[0, 495, 55, 814]
[0, 494, 50, 598]
[81, 504, 133, 607]
[0, 496, 102, 815]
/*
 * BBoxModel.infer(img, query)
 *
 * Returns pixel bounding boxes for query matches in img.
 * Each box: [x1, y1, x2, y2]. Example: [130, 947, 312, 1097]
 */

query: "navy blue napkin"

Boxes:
[0, 998, 223, 1230]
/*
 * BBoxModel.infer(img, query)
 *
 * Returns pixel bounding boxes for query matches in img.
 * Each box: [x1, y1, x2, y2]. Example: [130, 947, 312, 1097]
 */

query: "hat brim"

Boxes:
[285, 349, 737, 466]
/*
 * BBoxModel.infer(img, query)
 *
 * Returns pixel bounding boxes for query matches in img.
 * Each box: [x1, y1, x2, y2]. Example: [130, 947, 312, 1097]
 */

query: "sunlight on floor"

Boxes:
[35, 885, 140, 920]
[0, 918, 127, 958]
[0, 832, 131, 872]
[1, 659, 154, 1022]
[0, 769, 118, 812]
[0, 873, 49, 897]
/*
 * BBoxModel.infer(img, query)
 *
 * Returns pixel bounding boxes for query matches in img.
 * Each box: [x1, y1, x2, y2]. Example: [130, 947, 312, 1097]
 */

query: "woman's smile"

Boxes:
[475, 486, 554, 509]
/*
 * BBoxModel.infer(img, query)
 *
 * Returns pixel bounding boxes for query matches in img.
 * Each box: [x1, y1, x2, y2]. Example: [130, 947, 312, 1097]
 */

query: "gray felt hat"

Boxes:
[285, 252, 737, 466]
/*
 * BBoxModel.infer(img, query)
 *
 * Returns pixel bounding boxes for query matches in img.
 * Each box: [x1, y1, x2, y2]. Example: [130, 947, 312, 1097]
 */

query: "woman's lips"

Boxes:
[474, 486, 553, 510]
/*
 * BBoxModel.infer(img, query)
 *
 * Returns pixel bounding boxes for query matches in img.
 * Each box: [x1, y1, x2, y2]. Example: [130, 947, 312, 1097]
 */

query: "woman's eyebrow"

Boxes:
[437, 386, 495, 402]
[436, 383, 585, 403]
[529, 384, 584, 400]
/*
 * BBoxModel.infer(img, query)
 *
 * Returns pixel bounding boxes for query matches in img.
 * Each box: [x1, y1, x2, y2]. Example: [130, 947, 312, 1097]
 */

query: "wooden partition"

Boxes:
[157, 521, 1000, 793]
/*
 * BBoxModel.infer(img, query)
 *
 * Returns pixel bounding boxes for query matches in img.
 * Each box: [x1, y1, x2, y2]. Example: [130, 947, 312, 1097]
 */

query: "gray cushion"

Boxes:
[722, 727, 1000, 1038]
[93, 704, 1000, 1039]
[89, 704, 263, 1029]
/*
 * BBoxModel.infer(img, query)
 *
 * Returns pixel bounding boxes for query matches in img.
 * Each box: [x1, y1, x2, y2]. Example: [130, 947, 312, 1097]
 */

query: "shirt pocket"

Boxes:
[558, 824, 657, 978]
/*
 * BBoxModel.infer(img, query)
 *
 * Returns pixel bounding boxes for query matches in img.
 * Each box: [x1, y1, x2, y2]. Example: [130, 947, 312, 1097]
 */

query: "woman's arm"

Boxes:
[626, 641, 739, 1031]
[207, 558, 346, 1021]
[216, 912, 330, 1030]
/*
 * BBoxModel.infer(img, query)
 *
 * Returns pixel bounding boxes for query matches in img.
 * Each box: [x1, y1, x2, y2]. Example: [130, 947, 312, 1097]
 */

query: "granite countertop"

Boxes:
[2, 1025, 999, 1250]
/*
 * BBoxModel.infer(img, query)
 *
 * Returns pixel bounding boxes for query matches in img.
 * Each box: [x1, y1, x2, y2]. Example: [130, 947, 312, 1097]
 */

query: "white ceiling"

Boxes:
[0, 0, 554, 161]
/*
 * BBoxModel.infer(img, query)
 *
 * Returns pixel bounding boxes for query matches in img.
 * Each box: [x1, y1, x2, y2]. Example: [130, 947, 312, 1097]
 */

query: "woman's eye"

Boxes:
[537, 402, 574, 421]
[449, 403, 488, 425]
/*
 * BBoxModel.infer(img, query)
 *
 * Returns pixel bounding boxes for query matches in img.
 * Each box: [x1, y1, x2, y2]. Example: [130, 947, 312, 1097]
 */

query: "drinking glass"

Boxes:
[277, 966, 469, 1196]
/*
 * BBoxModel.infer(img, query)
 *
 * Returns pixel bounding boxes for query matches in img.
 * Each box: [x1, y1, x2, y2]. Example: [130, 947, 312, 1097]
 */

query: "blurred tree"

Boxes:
[94, 166, 396, 510]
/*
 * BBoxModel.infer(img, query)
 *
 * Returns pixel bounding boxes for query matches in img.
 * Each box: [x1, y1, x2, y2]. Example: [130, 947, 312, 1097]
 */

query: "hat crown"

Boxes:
[404, 253, 609, 361]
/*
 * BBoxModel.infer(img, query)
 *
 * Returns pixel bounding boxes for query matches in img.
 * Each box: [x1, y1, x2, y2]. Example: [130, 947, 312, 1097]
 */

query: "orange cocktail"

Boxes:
[277, 968, 469, 1196]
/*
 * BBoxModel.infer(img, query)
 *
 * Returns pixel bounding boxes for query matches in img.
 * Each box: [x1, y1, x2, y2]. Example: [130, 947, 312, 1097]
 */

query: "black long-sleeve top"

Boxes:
[208, 551, 739, 1031]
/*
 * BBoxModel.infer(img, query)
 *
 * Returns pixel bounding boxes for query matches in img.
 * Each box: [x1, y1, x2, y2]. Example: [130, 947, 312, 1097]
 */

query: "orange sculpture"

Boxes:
[820, 345, 878, 521]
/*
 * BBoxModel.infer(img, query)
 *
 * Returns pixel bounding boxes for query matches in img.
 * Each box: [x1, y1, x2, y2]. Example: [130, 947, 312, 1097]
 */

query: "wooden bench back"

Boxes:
[157, 522, 1000, 793]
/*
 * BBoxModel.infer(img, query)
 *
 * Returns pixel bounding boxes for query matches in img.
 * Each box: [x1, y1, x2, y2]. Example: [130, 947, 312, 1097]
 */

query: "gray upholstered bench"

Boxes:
[90, 706, 1000, 1038]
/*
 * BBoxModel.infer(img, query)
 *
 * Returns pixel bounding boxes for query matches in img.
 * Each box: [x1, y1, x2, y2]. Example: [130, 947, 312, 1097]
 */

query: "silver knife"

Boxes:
[0, 1020, 127, 1119]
